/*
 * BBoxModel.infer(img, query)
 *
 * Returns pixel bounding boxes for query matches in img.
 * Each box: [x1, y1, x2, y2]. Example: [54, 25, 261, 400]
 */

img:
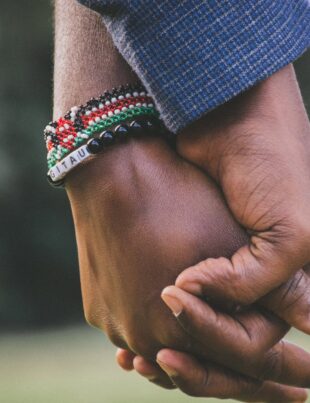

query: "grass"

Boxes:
[0, 325, 309, 403]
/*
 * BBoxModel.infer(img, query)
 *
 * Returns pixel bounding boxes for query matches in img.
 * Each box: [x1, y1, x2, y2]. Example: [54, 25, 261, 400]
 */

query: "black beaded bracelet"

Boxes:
[44, 83, 175, 188]
[47, 116, 171, 188]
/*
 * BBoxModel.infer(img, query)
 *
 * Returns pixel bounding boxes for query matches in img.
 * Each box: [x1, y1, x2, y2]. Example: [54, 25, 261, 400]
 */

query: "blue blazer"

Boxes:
[78, 0, 310, 132]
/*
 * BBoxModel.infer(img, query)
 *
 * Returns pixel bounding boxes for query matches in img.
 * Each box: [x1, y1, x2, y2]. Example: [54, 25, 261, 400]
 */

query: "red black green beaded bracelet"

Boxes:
[44, 84, 169, 187]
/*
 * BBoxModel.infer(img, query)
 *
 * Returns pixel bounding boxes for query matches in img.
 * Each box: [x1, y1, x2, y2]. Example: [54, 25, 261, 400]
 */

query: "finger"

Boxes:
[176, 258, 310, 334]
[259, 268, 310, 334]
[175, 238, 309, 304]
[161, 286, 310, 387]
[261, 340, 310, 387]
[162, 285, 288, 358]
[156, 349, 307, 402]
[116, 349, 176, 389]
[133, 356, 176, 389]
[116, 348, 136, 371]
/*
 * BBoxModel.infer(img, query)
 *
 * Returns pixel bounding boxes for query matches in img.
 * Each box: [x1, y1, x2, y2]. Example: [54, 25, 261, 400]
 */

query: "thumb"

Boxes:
[176, 251, 310, 334]
[176, 246, 292, 306]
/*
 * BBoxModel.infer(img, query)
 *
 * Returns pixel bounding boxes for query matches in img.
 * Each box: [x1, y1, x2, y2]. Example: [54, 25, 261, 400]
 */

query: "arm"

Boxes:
[73, 0, 310, 330]
[53, 2, 310, 401]
[176, 65, 310, 332]
[54, 0, 138, 119]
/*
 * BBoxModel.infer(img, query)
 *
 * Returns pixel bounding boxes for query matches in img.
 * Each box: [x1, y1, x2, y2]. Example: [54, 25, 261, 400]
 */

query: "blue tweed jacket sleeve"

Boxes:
[78, 0, 310, 133]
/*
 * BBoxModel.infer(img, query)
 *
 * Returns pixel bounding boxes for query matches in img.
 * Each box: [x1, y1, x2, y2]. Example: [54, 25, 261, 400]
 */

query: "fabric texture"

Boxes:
[78, 0, 310, 133]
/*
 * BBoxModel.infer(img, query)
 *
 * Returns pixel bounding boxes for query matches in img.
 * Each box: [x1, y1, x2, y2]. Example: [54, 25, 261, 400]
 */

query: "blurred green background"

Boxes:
[0, 1, 309, 402]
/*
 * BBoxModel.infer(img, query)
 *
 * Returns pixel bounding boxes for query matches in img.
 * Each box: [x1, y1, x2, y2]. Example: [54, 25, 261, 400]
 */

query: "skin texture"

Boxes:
[176, 65, 310, 332]
[54, 1, 310, 401]
[117, 350, 308, 403]
[67, 136, 248, 355]
[117, 66, 310, 399]
[117, 262, 310, 401]
[67, 137, 310, 401]
[53, 0, 137, 119]
[117, 67, 310, 399]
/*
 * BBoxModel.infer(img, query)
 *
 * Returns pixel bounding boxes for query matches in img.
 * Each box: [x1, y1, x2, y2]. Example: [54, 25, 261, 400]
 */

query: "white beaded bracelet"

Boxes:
[45, 83, 168, 188]
[48, 144, 91, 183]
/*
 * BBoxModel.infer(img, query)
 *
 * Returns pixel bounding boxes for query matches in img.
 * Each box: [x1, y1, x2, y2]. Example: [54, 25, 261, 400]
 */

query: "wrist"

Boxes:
[66, 135, 176, 206]
[176, 64, 307, 180]
[47, 82, 168, 186]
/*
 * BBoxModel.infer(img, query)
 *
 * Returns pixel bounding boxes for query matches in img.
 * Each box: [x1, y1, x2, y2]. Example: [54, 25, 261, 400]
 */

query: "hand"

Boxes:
[66, 135, 248, 357]
[116, 349, 308, 402]
[66, 134, 310, 400]
[176, 64, 310, 332]
[116, 265, 310, 402]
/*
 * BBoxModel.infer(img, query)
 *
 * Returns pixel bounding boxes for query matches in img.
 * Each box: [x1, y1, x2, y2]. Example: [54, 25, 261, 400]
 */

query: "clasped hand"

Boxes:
[66, 66, 310, 402]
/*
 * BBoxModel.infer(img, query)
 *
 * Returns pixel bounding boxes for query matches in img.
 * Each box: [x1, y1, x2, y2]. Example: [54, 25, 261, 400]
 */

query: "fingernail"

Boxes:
[161, 287, 183, 316]
[177, 280, 203, 295]
[156, 359, 178, 377]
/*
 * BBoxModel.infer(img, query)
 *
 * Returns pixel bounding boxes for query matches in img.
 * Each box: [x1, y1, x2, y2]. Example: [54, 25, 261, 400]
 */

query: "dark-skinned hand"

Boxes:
[175, 64, 310, 331]
[117, 263, 310, 402]
[67, 135, 310, 402]
[54, 4, 310, 400]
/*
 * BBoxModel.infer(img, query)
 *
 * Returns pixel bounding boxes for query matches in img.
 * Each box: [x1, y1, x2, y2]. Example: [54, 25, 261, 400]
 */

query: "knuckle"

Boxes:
[199, 371, 212, 398]
[280, 271, 309, 309]
[217, 378, 260, 400]
[233, 334, 257, 359]
[197, 257, 233, 283]
[158, 323, 195, 353]
[295, 211, 310, 239]
[84, 305, 103, 329]
[283, 212, 310, 256]
[196, 256, 253, 305]
[238, 380, 265, 401]
[218, 258, 239, 283]
[82, 290, 108, 330]
[185, 389, 201, 397]
[194, 259, 212, 276]
[177, 381, 201, 397]
[84, 306, 128, 349]
[176, 367, 211, 398]
[148, 378, 175, 390]
[231, 347, 255, 370]
[257, 343, 283, 381]
[127, 336, 159, 360]
[106, 329, 126, 349]
[198, 257, 229, 273]
[264, 269, 310, 332]
[157, 330, 176, 349]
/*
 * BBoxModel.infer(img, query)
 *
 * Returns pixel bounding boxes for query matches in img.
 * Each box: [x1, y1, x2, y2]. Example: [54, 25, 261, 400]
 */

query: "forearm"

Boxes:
[53, 0, 137, 119]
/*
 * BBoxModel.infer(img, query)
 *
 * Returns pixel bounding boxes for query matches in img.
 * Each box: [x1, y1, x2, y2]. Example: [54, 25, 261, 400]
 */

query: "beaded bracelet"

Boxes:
[44, 84, 168, 187]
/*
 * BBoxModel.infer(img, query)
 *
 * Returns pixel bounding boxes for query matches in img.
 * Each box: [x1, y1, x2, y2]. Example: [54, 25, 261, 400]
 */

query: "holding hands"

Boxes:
[66, 66, 310, 402]
[114, 65, 310, 402]
[117, 265, 310, 402]
[176, 64, 310, 332]
[54, 4, 310, 401]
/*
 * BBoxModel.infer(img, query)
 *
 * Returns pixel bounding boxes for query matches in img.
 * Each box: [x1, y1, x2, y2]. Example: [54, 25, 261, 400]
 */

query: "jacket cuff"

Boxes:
[78, 0, 310, 133]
